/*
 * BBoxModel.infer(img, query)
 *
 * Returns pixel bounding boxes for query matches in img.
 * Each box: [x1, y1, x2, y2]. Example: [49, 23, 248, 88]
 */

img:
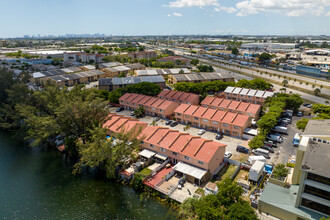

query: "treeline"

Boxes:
[0, 67, 143, 180]
[249, 94, 303, 149]
[296, 103, 330, 131]
[5, 50, 40, 59]
[108, 82, 162, 104]
[174, 78, 273, 95]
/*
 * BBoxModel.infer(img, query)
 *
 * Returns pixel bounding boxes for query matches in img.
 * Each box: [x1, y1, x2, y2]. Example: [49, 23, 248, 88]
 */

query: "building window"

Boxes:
[141, 141, 144, 144]
[248, 113, 253, 116]
[233, 131, 238, 135]
[177, 113, 181, 116]
[212, 121, 218, 125]
[223, 123, 229, 127]
[194, 117, 198, 120]
[150, 144, 154, 148]
[160, 148, 166, 152]
[172, 152, 178, 156]
[225, 130, 230, 134]
[203, 105, 208, 108]
[121, 100, 124, 103]
[202, 119, 208, 122]
[234, 126, 240, 129]
[304, 185, 330, 201]
[301, 198, 330, 215]
[307, 173, 330, 185]
[159, 109, 163, 112]
[198, 160, 204, 165]
[184, 156, 190, 161]
[186, 115, 190, 118]
[126, 102, 129, 104]
[152, 107, 156, 111]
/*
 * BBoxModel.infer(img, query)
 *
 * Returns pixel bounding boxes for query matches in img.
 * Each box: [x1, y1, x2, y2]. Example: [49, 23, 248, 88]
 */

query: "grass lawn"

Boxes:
[215, 164, 237, 183]
[140, 167, 152, 177]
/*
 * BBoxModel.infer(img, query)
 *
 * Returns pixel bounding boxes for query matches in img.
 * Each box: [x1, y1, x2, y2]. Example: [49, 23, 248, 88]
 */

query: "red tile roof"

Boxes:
[201, 96, 261, 115]
[158, 89, 199, 104]
[140, 126, 226, 163]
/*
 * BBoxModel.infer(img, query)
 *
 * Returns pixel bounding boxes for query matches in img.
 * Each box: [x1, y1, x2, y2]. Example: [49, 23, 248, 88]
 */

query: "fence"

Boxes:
[211, 162, 225, 178]
[231, 162, 242, 180]
[151, 159, 170, 176]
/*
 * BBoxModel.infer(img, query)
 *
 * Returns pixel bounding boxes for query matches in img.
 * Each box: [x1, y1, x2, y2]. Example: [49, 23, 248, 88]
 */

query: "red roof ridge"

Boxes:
[227, 100, 233, 108]
[146, 127, 161, 141]
[220, 111, 228, 121]
[234, 101, 241, 110]
[200, 107, 208, 117]
[115, 119, 129, 131]
[210, 109, 217, 119]
[231, 113, 239, 123]
[105, 116, 121, 129]
[245, 103, 251, 111]
[218, 98, 224, 107]
[191, 105, 199, 115]
[180, 136, 199, 152]
[194, 140, 212, 156]
[169, 133, 188, 148]
[157, 130, 174, 144]
[209, 97, 216, 105]
[182, 104, 190, 113]
[157, 99, 166, 107]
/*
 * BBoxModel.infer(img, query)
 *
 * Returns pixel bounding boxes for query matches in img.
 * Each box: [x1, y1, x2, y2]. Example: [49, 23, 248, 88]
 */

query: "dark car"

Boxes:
[236, 145, 249, 154]
[303, 103, 309, 107]
[170, 121, 178, 127]
[264, 140, 277, 148]
[261, 145, 274, 153]
[165, 120, 172, 125]
[215, 133, 223, 140]
[116, 107, 124, 112]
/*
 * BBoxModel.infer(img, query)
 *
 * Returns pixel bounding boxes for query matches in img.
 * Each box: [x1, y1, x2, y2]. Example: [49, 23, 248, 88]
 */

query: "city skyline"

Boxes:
[1, 0, 330, 38]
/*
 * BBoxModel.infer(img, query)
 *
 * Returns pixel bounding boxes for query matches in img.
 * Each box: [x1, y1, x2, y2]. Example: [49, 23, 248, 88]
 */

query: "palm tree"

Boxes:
[320, 85, 323, 89]
[282, 79, 289, 87]
[312, 84, 315, 89]
[325, 100, 329, 105]
[314, 88, 321, 96]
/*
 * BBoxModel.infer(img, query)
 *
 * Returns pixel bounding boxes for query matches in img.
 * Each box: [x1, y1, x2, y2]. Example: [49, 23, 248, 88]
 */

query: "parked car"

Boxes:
[267, 134, 283, 143]
[215, 133, 223, 140]
[116, 107, 124, 112]
[281, 118, 291, 124]
[261, 145, 274, 153]
[264, 140, 277, 148]
[306, 104, 313, 108]
[165, 120, 172, 125]
[130, 111, 135, 116]
[252, 150, 271, 159]
[170, 121, 178, 127]
[303, 103, 309, 107]
[224, 151, 232, 158]
[153, 117, 160, 122]
[297, 111, 303, 117]
[236, 145, 250, 154]
[198, 129, 206, 135]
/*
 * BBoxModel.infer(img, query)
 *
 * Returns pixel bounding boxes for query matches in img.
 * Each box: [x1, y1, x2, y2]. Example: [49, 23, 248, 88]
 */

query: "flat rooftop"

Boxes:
[259, 183, 324, 220]
[303, 120, 330, 138]
[301, 141, 330, 178]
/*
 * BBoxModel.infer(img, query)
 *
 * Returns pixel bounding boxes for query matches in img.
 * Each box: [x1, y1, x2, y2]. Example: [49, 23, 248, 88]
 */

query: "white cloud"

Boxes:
[173, 12, 183, 16]
[326, 11, 330, 16]
[215, 6, 237, 13]
[235, 0, 330, 17]
[167, 12, 183, 17]
[167, 0, 219, 8]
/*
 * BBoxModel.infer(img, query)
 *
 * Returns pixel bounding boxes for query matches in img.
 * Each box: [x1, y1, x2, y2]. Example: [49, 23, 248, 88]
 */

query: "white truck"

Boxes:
[272, 126, 288, 134]
[249, 160, 266, 182]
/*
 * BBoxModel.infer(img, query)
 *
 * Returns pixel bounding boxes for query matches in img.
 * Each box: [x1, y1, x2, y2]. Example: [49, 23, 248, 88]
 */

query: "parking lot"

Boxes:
[111, 108, 249, 158]
[267, 115, 311, 165]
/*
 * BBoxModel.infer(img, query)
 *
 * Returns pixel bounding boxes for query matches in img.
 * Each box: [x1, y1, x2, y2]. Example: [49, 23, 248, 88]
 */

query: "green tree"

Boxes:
[73, 127, 142, 179]
[272, 164, 289, 180]
[314, 88, 321, 96]
[179, 69, 185, 74]
[249, 134, 266, 149]
[134, 106, 145, 118]
[191, 59, 199, 66]
[296, 118, 309, 131]
[258, 52, 272, 62]
[231, 47, 239, 55]
[282, 79, 288, 87]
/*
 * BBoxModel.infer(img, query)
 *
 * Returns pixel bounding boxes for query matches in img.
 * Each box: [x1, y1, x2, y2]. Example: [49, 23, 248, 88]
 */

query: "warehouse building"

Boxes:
[98, 75, 166, 91]
[169, 72, 234, 84]
[136, 68, 190, 76]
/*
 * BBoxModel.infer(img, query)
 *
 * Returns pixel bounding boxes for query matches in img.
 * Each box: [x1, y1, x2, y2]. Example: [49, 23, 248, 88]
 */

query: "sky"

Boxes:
[0, 0, 330, 38]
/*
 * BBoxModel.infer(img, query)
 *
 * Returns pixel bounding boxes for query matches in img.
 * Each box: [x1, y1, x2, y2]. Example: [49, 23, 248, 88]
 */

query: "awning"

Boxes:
[244, 128, 258, 136]
[173, 161, 207, 180]
[138, 149, 156, 159]
[154, 153, 168, 161]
